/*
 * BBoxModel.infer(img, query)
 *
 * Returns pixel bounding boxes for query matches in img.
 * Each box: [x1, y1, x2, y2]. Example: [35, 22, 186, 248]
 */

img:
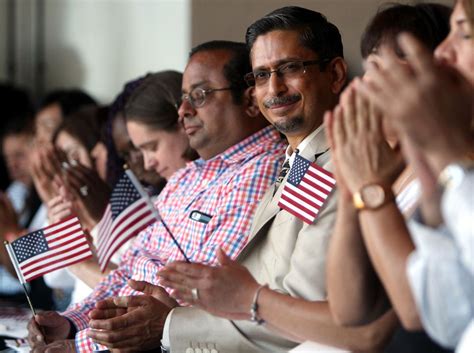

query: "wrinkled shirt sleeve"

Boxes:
[407, 172, 474, 348]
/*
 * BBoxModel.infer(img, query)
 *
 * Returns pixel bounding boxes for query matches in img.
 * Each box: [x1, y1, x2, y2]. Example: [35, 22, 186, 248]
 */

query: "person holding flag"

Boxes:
[27, 40, 286, 352]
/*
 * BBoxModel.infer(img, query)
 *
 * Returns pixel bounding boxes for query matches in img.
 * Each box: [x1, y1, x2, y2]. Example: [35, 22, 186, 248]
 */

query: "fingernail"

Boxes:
[36, 335, 43, 341]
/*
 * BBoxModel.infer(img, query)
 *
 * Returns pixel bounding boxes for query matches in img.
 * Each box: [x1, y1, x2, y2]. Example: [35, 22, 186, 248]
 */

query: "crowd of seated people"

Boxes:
[0, 1, 471, 352]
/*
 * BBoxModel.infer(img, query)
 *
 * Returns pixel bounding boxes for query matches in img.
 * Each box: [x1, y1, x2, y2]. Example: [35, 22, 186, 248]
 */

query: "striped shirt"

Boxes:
[62, 126, 286, 352]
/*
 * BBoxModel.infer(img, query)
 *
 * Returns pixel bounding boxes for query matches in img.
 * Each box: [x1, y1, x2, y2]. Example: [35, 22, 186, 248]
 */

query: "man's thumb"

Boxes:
[217, 248, 232, 265]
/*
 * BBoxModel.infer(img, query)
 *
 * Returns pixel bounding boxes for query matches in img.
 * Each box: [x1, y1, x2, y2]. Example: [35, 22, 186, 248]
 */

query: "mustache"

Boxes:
[263, 94, 301, 108]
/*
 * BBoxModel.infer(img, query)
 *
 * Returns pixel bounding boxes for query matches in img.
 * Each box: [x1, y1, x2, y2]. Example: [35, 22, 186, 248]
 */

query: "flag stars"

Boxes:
[110, 174, 142, 219]
[11, 231, 49, 263]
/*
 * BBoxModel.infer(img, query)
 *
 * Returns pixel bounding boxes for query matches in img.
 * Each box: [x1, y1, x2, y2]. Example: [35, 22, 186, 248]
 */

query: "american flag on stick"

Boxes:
[5, 216, 92, 283]
[278, 154, 336, 224]
[96, 171, 156, 272]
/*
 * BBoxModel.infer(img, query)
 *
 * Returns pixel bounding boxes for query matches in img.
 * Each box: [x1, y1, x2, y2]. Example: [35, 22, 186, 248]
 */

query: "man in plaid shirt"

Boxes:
[27, 41, 286, 352]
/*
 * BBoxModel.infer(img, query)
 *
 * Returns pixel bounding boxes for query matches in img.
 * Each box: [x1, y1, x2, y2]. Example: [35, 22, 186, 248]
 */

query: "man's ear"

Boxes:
[243, 87, 261, 118]
[328, 57, 348, 94]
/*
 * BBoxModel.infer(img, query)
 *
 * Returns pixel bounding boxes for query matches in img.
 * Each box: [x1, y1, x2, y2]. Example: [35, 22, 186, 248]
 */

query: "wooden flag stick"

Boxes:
[124, 168, 191, 263]
[4, 241, 37, 316]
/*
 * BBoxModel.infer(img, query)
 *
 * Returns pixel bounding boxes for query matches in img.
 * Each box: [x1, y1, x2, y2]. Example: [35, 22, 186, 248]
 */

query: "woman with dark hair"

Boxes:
[124, 70, 197, 181]
[325, 3, 458, 353]
[331, 0, 473, 351]
[102, 75, 165, 189]
[50, 106, 111, 230]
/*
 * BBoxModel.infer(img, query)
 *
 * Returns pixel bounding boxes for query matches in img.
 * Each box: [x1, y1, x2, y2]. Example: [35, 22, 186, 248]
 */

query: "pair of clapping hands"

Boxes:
[30, 142, 110, 231]
[327, 33, 472, 224]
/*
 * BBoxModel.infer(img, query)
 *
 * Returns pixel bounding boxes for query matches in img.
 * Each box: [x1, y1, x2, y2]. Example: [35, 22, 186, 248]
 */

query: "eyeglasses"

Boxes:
[179, 86, 233, 109]
[244, 59, 329, 87]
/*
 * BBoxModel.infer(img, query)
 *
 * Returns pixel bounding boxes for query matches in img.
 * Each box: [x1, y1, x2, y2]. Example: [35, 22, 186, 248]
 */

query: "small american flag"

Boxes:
[278, 154, 336, 224]
[96, 172, 156, 272]
[10, 216, 92, 282]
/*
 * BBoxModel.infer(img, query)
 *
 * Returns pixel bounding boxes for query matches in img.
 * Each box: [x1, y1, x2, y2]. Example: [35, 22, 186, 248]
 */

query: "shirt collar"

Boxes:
[285, 124, 327, 167]
[189, 125, 281, 168]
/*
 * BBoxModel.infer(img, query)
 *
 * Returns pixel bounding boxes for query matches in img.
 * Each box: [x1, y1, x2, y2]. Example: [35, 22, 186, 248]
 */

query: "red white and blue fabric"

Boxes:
[10, 216, 91, 282]
[278, 154, 336, 224]
[96, 172, 155, 272]
[61, 126, 286, 353]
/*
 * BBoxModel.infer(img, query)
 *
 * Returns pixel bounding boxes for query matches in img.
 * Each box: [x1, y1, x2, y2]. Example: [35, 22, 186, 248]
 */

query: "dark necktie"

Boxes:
[273, 159, 291, 195]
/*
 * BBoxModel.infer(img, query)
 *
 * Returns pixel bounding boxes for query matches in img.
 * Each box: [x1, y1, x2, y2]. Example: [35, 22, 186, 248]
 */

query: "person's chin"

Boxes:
[272, 115, 304, 134]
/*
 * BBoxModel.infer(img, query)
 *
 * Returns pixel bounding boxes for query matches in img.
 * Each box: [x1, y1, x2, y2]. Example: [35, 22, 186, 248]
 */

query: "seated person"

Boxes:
[328, 0, 473, 351]
[100, 74, 168, 190]
[325, 3, 453, 353]
[27, 40, 286, 352]
[29, 89, 98, 233]
[0, 86, 53, 310]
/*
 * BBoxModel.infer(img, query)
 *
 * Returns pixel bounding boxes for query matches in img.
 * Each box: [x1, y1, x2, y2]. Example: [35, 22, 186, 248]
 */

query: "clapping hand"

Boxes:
[60, 161, 111, 228]
[158, 248, 259, 320]
[31, 143, 65, 204]
[357, 33, 473, 175]
[87, 279, 176, 351]
[325, 81, 404, 194]
[0, 192, 20, 238]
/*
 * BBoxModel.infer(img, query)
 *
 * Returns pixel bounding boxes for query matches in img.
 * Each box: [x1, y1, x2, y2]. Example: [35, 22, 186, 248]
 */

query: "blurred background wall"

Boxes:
[0, 0, 451, 103]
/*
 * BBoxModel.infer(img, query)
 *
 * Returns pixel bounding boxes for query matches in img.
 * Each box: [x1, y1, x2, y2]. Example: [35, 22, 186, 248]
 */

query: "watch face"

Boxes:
[361, 184, 385, 209]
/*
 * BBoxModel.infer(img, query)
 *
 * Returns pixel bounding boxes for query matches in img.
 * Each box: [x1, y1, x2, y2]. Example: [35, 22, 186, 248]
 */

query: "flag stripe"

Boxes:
[98, 210, 153, 262]
[97, 205, 152, 259]
[97, 208, 113, 246]
[99, 210, 154, 261]
[21, 244, 92, 277]
[97, 200, 145, 251]
[280, 194, 320, 219]
[283, 185, 321, 213]
[300, 177, 332, 198]
[309, 164, 336, 182]
[44, 217, 81, 235]
[45, 224, 82, 242]
[23, 250, 92, 281]
[286, 183, 325, 207]
[49, 233, 88, 251]
[96, 172, 156, 271]
[278, 198, 314, 223]
[99, 219, 154, 272]
[48, 231, 85, 249]
[97, 202, 150, 256]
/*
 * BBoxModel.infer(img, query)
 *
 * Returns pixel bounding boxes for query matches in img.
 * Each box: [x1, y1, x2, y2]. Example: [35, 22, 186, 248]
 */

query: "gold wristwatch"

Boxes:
[353, 183, 395, 210]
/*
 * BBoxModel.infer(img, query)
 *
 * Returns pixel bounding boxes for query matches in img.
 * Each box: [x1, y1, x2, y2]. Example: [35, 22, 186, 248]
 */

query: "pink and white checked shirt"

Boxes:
[62, 126, 286, 352]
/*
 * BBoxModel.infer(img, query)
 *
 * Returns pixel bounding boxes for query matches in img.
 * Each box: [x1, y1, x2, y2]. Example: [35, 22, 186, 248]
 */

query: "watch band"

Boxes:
[353, 183, 394, 211]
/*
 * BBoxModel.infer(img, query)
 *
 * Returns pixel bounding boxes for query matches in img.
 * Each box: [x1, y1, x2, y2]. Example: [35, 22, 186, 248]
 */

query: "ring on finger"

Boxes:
[80, 185, 89, 197]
